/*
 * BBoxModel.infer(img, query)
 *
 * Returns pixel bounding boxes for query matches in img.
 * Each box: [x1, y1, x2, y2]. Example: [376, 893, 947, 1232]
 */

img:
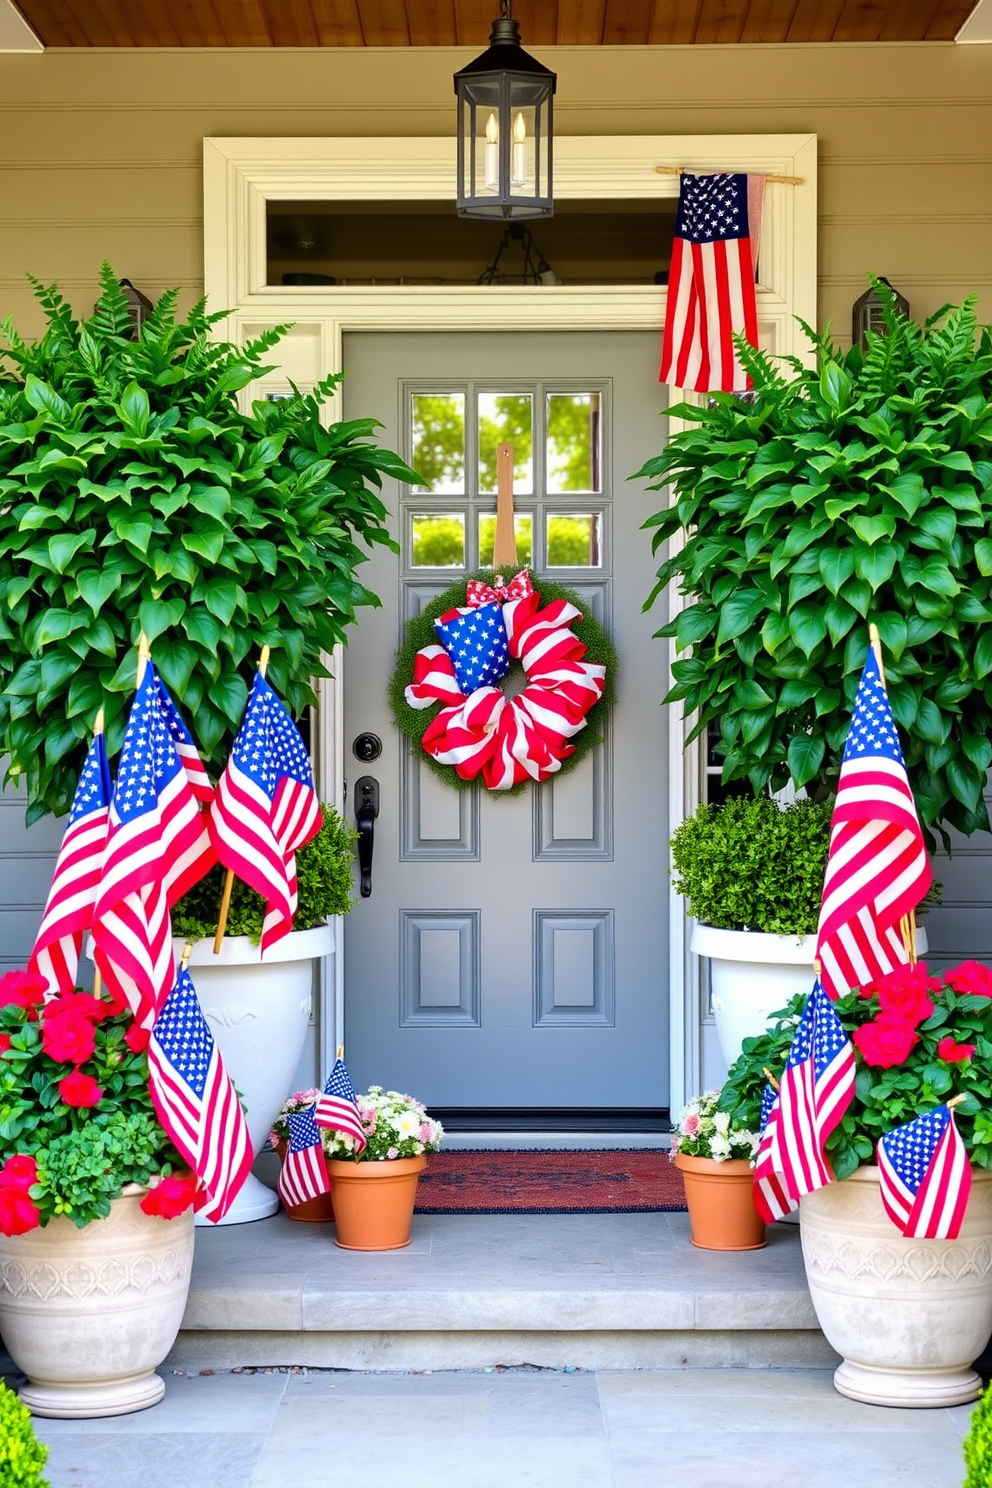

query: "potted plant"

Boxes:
[322, 1086, 444, 1251]
[638, 285, 992, 850]
[729, 960, 992, 1407]
[268, 1087, 335, 1222]
[670, 795, 832, 1062]
[0, 1380, 49, 1485]
[0, 969, 197, 1418]
[670, 1089, 765, 1251]
[963, 1377, 992, 1487]
[170, 804, 356, 1224]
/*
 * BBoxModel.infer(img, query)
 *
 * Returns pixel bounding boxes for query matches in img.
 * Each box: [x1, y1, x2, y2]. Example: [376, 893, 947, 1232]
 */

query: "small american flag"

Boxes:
[209, 671, 323, 954]
[314, 1057, 367, 1153]
[28, 732, 112, 1001]
[752, 1081, 796, 1224]
[92, 663, 215, 1027]
[878, 1104, 972, 1240]
[816, 646, 931, 1002]
[659, 172, 764, 394]
[435, 603, 510, 695]
[774, 980, 855, 1204]
[278, 1104, 331, 1210]
[147, 964, 253, 1224]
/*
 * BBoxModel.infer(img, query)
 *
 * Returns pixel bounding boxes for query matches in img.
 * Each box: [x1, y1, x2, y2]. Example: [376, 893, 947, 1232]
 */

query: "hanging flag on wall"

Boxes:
[878, 1103, 972, 1241]
[659, 172, 764, 394]
[816, 645, 932, 1002]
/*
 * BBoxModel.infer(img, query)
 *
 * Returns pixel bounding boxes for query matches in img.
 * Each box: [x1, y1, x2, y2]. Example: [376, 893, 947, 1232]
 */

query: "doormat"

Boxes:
[413, 1149, 686, 1215]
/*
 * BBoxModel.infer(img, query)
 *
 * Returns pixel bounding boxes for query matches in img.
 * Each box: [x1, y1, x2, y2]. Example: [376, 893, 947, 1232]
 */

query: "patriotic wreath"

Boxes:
[389, 569, 616, 794]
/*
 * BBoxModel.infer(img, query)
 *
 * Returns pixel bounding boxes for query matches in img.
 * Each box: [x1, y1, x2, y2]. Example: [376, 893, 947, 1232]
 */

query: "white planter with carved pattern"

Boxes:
[179, 923, 334, 1225]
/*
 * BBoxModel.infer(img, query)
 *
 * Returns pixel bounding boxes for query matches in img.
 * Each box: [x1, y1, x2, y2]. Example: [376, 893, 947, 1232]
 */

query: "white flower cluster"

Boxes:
[669, 1089, 760, 1164]
[322, 1085, 445, 1164]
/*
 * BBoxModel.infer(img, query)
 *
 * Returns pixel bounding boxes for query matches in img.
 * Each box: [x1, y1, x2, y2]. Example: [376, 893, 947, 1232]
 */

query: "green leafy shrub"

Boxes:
[0, 266, 417, 822]
[638, 284, 992, 844]
[171, 803, 355, 942]
[718, 993, 808, 1134]
[670, 796, 832, 935]
[0, 1382, 49, 1488]
[963, 1378, 992, 1487]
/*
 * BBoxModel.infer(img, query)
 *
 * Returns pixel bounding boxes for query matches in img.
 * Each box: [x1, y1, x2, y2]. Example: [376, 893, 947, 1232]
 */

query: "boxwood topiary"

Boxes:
[963, 1378, 992, 1487]
[0, 1381, 49, 1487]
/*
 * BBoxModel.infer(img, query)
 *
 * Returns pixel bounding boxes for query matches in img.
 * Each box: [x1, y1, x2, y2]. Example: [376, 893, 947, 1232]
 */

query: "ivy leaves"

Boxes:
[639, 286, 992, 841]
[0, 267, 417, 820]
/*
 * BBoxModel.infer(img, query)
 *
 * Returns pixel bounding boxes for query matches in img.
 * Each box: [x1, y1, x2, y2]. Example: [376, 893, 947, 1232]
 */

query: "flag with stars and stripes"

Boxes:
[209, 671, 323, 954]
[434, 602, 510, 696]
[91, 663, 215, 1027]
[278, 1103, 331, 1210]
[147, 963, 253, 1224]
[816, 646, 932, 1002]
[659, 172, 764, 394]
[773, 980, 855, 1205]
[314, 1057, 367, 1153]
[28, 732, 113, 1001]
[752, 1081, 797, 1224]
[878, 1104, 972, 1240]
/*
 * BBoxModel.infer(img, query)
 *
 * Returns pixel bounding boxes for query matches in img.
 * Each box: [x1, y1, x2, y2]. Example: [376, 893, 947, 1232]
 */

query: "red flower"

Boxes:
[41, 1007, 96, 1066]
[937, 1036, 976, 1064]
[852, 1015, 919, 1068]
[58, 1070, 103, 1108]
[0, 969, 46, 1021]
[55, 992, 115, 1024]
[0, 1034, 10, 1055]
[139, 1174, 198, 1220]
[125, 1023, 150, 1055]
[0, 1185, 40, 1237]
[944, 961, 992, 1000]
[0, 1154, 38, 1194]
[870, 962, 939, 1027]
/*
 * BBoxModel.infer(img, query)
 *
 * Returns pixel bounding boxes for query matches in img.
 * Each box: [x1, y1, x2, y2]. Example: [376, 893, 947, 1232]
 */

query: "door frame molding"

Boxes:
[203, 130, 818, 1113]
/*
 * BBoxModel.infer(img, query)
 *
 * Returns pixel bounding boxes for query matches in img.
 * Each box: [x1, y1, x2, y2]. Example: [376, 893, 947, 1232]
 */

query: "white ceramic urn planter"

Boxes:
[182, 922, 334, 1225]
[801, 1166, 992, 1408]
[0, 1185, 194, 1418]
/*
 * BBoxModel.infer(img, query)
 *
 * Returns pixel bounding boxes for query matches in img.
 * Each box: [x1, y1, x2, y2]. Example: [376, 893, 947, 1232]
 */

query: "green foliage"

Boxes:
[670, 796, 832, 935]
[719, 994, 807, 1134]
[388, 571, 618, 796]
[0, 266, 419, 822]
[39, 1113, 171, 1228]
[171, 803, 356, 942]
[637, 281, 992, 843]
[963, 1379, 992, 1488]
[0, 1382, 49, 1488]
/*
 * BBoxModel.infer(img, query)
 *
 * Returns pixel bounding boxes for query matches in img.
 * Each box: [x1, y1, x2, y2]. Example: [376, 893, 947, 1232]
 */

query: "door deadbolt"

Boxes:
[352, 732, 383, 763]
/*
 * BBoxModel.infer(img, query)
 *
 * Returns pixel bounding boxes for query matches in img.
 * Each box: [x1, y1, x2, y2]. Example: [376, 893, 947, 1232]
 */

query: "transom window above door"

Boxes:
[404, 382, 608, 575]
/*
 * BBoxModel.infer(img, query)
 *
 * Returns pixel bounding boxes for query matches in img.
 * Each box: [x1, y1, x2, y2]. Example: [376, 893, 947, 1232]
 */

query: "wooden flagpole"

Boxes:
[492, 443, 518, 573]
[654, 164, 803, 185]
[869, 622, 918, 966]
[213, 646, 270, 955]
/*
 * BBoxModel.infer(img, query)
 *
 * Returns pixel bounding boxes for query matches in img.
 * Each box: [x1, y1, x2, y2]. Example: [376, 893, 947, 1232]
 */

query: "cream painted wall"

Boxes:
[0, 42, 990, 339]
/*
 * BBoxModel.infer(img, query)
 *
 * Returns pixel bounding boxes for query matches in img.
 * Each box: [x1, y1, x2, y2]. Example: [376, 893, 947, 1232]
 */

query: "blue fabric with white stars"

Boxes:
[435, 602, 510, 695]
[114, 665, 184, 824]
[880, 1105, 950, 1192]
[843, 648, 907, 767]
[759, 1081, 778, 1135]
[287, 1104, 324, 1155]
[69, 734, 112, 825]
[675, 173, 749, 245]
[233, 672, 316, 799]
[787, 980, 850, 1079]
[153, 967, 214, 1100]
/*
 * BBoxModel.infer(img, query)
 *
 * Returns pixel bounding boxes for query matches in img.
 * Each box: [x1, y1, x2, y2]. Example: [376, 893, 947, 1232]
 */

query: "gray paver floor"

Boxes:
[10, 1364, 975, 1488]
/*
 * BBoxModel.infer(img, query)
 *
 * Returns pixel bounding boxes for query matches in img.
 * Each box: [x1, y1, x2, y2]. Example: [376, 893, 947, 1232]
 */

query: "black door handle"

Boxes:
[354, 776, 380, 898]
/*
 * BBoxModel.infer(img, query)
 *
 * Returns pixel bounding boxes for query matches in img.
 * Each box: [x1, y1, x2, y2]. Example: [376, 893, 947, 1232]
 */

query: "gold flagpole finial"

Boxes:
[137, 630, 152, 687]
[93, 707, 105, 736]
[336, 1044, 345, 1061]
[180, 941, 194, 970]
[259, 645, 271, 678]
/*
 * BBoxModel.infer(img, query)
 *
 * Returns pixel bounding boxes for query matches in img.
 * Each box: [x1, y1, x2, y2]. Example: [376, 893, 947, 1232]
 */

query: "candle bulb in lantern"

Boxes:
[484, 112, 499, 191]
[511, 111, 528, 187]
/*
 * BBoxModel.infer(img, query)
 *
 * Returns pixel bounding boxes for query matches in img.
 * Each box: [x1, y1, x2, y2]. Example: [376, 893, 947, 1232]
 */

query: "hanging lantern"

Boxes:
[454, 2, 556, 221]
[852, 278, 910, 352]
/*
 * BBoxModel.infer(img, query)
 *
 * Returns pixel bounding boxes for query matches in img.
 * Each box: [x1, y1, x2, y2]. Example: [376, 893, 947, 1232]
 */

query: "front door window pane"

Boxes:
[546, 513, 602, 568]
[478, 512, 533, 569]
[411, 393, 466, 493]
[478, 393, 533, 494]
[411, 513, 466, 568]
[547, 393, 601, 493]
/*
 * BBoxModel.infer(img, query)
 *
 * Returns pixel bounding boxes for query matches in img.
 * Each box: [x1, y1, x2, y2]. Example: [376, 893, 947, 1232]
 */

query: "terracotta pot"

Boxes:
[0, 1184, 194, 1418]
[326, 1155, 426, 1250]
[674, 1152, 766, 1251]
[801, 1165, 992, 1407]
[275, 1139, 335, 1223]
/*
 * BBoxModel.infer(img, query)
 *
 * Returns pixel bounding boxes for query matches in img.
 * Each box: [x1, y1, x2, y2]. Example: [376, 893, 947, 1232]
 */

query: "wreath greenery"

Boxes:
[388, 570, 618, 796]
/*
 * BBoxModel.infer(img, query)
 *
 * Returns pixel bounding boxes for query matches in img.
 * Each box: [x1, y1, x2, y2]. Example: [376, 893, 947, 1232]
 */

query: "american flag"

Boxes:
[774, 980, 855, 1204]
[209, 671, 323, 954]
[816, 646, 932, 1002]
[752, 1081, 797, 1224]
[435, 603, 510, 695]
[659, 172, 764, 394]
[878, 1104, 972, 1240]
[278, 1104, 331, 1210]
[92, 663, 215, 1027]
[147, 964, 253, 1224]
[28, 732, 112, 1000]
[314, 1057, 367, 1153]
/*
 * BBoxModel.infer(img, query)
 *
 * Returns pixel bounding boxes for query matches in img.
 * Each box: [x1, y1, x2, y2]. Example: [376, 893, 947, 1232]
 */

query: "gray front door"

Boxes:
[342, 331, 669, 1113]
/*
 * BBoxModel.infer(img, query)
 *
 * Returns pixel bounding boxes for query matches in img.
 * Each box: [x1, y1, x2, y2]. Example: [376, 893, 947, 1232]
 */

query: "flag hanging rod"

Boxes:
[655, 165, 803, 185]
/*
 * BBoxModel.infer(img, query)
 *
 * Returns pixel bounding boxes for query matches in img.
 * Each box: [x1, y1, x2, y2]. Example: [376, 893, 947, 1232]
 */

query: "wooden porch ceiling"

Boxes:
[11, 0, 978, 49]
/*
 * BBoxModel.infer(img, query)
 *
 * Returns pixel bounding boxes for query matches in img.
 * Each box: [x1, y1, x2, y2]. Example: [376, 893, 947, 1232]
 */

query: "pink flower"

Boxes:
[58, 1070, 103, 1108]
[419, 1122, 433, 1142]
[937, 1036, 976, 1064]
[944, 961, 992, 1000]
[853, 1015, 919, 1069]
[42, 1006, 96, 1066]
[0, 1155, 37, 1194]
[0, 969, 46, 1020]
[140, 1174, 198, 1219]
[868, 963, 939, 1027]
[387, 1147, 399, 1160]
[683, 1113, 701, 1136]
[0, 1034, 11, 1055]
[0, 1185, 40, 1236]
[125, 1022, 151, 1054]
